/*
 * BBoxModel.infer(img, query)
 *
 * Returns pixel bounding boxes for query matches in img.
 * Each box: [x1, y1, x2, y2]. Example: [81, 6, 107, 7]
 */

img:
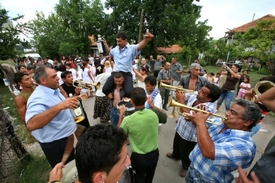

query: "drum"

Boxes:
[61, 160, 78, 183]
[117, 100, 135, 116]
[118, 166, 135, 183]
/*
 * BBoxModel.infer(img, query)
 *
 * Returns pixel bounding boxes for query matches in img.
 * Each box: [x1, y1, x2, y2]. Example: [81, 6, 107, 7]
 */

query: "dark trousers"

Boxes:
[131, 149, 159, 183]
[78, 102, 90, 128]
[153, 70, 160, 78]
[172, 132, 196, 170]
[102, 71, 133, 97]
[39, 137, 75, 168]
[154, 70, 160, 86]
[160, 89, 170, 108]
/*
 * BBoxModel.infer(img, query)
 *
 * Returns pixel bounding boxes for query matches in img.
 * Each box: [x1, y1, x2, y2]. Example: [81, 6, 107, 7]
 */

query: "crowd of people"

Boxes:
[11, 30, 275, 183]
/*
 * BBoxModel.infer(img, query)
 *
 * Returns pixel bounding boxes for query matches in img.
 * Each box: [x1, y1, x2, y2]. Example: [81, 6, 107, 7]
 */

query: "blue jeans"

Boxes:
[250, 123, 262, 136]
[110, 107, 119, 126]
[217, 91, 234, 111]
[185, 165, 215, 183]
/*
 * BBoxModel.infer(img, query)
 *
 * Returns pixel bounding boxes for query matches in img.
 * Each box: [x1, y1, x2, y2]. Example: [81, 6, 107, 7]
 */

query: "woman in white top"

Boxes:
[132, 65, 149, 89]
[82, 61, 94, 97]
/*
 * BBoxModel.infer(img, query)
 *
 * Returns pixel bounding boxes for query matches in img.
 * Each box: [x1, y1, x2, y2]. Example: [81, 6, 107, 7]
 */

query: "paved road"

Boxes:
[82, 96, 275, 183]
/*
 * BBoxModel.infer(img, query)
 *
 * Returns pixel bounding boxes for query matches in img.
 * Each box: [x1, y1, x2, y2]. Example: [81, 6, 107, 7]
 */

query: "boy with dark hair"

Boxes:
[118, 87, 159, 183]
[14, 72, 35, 123]
[60, 70, 90, 128]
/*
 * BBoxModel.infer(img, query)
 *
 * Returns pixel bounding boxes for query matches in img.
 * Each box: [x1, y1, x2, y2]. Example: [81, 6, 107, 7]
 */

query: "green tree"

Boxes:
[236, 19, 275, 74]
[204, 37, 243, 65]
[104, 0, 212, 59]
[0, 8, 28, 60]
[29, 0, 106, 58]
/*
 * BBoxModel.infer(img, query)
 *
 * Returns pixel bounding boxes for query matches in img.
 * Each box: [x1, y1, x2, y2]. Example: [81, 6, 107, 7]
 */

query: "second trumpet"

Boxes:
[167, 98, 226, 125]
[159, 82, 195, 93]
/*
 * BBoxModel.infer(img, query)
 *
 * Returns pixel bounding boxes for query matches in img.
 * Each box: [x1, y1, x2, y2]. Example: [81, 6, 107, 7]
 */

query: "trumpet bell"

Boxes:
[167, 97, 225, 125]
[159, 82, 194, 93]
[254, 81, 275, 96]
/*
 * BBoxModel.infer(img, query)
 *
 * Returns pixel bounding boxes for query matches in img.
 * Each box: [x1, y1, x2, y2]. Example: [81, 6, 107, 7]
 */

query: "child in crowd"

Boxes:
[206, 72, 215, 83]
[213, 73, 221, 86]
[237, 76, 251, 99]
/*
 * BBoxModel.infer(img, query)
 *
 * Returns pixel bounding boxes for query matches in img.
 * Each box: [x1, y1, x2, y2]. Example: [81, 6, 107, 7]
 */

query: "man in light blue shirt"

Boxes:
[102, 31, 154, 97]
[25, 66, 78, 168]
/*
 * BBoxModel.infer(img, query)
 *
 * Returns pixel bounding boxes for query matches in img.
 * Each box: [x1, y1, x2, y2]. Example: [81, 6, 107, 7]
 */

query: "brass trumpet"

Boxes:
[73, 80, 100, 90]
[159, 82, 195, 93]
[167, 98, 226, 125]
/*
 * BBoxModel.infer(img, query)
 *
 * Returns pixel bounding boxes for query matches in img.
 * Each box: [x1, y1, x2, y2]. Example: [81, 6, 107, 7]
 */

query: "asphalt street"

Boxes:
[82, 95, 275, 183]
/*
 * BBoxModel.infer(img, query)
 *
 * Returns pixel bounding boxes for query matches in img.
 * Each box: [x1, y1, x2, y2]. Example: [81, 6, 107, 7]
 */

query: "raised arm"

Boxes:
[259, 86, 275, 111]
[185, 111, 215, 159]
[103, 39, 110, 54]
[132, 67, 143, 79]
[224, 64, 241, 79]
[137, 32, 154, 51]
[26, 97, 79, 131]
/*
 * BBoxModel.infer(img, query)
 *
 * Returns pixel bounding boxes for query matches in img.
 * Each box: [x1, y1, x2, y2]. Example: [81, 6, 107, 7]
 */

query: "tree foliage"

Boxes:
[0, 8, 28, 60]
[29, 0, 105, 58]
[235, 19, 275, 74]
[203, 38, 242, 65]
[27, 0, 212, 60]
[104, 0, 212, 59]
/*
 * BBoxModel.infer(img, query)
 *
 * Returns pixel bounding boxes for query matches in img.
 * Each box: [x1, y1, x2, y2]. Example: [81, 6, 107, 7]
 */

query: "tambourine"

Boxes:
[117, 100, 135, 117]
[118, 166, 135, 183]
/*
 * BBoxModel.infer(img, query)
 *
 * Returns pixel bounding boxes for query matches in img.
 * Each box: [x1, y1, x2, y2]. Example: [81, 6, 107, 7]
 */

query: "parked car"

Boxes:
[24, 53, 42, 62]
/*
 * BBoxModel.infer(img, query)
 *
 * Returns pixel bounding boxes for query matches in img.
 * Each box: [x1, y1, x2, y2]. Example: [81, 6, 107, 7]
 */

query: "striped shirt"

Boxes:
[175, 93, 216, 142]
[189, 124, 256, 183]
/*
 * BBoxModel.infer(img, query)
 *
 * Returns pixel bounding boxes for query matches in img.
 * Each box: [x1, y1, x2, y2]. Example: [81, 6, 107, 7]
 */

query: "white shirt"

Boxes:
[95, 72, 112, 96]
[68, 68, 77, 80]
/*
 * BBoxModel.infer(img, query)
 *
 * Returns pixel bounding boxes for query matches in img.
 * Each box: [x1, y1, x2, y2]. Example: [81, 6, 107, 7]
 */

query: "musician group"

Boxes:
[13, 30, 275, 183]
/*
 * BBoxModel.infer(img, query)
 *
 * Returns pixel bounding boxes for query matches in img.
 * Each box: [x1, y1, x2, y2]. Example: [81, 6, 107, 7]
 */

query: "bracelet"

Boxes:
[50, 181, 61, 183]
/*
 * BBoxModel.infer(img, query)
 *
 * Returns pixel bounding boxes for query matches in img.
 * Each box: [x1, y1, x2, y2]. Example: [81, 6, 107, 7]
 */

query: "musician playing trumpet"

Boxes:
[184, 99, 261, 183]
[166, 83, 222, 178]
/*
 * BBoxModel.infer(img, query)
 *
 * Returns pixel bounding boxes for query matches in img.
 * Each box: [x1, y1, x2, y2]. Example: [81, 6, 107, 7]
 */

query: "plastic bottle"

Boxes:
[69, 93, 85, 123]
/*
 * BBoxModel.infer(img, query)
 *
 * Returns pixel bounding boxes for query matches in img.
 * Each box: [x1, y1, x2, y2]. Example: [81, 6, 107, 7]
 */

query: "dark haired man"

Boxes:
[76, 124, 130, 183]
[60, 70, 90, 128]
[144, 75, 162, 110]
[15, 58, 24, 72]
[166, 83, 222, 177]
[26, 66, 79, 167]
[118, 87, 159, 183]
[102, 31, 154, 97]
[18, 65, 28, 73]
[108, 72, 125, 126]
[14, 72, 35, 123]
[48, 124, 130, 183]
[185, 99, 261, 183]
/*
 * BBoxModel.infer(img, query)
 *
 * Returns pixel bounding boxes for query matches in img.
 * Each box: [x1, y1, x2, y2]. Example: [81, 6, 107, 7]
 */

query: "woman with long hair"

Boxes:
[132, 65, 149, 89]
[216, 63, 241, 111]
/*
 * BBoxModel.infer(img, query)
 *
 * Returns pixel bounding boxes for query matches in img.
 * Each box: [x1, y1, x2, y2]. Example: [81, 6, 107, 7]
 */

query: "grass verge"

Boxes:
[16, 154, 51, 183]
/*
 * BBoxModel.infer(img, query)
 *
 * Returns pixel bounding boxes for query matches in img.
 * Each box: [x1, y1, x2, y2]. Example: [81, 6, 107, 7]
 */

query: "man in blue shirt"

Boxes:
[184, 99, 261, 183]
[102, 31, 154, 97]
[25, 66, 79, 168]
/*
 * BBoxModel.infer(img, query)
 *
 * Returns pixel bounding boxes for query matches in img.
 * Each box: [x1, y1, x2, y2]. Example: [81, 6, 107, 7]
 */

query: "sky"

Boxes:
[1, 0, 275, 39]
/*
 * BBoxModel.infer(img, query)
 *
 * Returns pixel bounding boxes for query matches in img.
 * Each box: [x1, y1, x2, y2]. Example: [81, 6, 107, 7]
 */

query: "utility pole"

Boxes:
[138, 9, 144, 43]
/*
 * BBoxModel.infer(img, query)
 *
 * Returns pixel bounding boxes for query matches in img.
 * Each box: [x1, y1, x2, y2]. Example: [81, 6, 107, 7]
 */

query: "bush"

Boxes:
[199, 59, 208, 67]
[257, 67, 271, 75]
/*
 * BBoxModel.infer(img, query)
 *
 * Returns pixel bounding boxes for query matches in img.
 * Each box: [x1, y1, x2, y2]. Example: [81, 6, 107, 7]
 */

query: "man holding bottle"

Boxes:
[25, 66, 79, 168]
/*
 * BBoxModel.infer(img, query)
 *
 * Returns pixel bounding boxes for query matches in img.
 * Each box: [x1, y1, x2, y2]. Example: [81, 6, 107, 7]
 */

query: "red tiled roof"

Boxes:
[227, 14, 275, 33]
[157, 44, 182, 54]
